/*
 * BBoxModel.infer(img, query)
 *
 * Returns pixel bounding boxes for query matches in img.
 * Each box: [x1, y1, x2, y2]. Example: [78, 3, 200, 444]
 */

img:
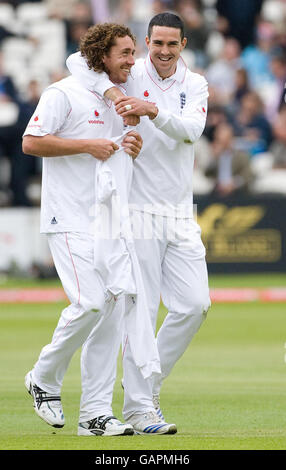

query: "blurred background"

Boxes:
[0, 0, 286, 279]
[1, 2, 285, 450]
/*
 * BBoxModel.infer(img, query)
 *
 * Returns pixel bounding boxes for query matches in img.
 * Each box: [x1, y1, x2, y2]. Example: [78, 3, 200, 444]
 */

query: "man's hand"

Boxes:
[104, 88, 140, 126]
[115, 96, 158, 120]
[121, 131, 143, 159]
[86, 139, 119, 161]
[123, 115, 140, 126]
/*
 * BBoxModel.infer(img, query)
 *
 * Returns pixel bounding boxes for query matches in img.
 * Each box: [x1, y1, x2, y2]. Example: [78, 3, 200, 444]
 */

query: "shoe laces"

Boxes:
[88, 415, 117, 430]
[152, 394, 160, 410]
[143, 411, 163, 424]
[33, 384, 61, 410]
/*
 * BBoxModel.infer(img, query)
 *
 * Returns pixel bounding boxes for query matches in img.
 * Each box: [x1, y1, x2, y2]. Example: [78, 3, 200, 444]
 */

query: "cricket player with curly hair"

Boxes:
[22, 23, 167, 437]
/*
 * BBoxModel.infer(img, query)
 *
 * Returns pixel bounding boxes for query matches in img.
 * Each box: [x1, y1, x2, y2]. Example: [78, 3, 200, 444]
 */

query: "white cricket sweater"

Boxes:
[66, 52, 209, 217]
[23, 75, 123, 233]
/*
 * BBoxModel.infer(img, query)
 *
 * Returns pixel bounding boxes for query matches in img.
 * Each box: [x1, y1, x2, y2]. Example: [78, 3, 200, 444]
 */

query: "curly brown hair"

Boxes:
[79, 23, 136, 73]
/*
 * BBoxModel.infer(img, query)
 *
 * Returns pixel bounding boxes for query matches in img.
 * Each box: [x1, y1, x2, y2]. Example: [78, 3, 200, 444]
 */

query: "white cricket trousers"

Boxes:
[32, 232, 123, 422]
[122, 213, 211, 419]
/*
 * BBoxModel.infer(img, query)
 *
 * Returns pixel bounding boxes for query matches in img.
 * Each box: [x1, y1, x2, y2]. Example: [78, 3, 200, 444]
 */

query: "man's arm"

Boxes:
[114, 77, 209, 144]
[66, 52, 128, 103]
[22, 134, 119, 161]
[66, 52, 139, 126]
[23, 84, 142, 160]
[23, 132, 142, 160]
[66, 52, 115, 96]
[22, 87, 118, 160]
[66, 52, 208, 140]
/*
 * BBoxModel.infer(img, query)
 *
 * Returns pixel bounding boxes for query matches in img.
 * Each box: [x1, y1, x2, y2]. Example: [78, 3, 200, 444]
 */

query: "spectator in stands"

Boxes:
[215, 0, 264, 50]
[111, 0, 149, 57]
[46, 0, 80, 20]
[0, 23, 38, 47]
[203, 104, 229, 142]
[151, 0, 176, 14]
[264, 47, 286, 121]
[64, 1, 93, 57]
[226, 67, 251, 116]
[206, 37, 241, 106]
[232, 68, 251, 107]
[0, 25, 17, 45]
[252, 103, 286, 195]
[241, 21, 276, 89]
[90, 0, 111, 23]
[269, 103, 286, 168]
[175, 0, 210, 67]
[0, 53, 18, 101]
[0, 51, 34, 206]
[1, 0, 43, 7]
[273, 20, 286, 52]
[193, 136, 215, 196]
[205, 122, 252, 197]
[232, 91, 273, 157]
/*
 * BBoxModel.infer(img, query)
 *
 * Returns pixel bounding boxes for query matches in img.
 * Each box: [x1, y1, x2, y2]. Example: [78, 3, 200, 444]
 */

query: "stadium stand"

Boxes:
[0, 0, 285, 207]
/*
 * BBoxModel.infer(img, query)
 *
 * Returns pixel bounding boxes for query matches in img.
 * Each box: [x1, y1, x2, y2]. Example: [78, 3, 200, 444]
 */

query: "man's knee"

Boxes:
[180, 295, 210, 334]
[80, 290, 106, 313]
[192, 294, 211, 318]
[172, 291, 211, 318]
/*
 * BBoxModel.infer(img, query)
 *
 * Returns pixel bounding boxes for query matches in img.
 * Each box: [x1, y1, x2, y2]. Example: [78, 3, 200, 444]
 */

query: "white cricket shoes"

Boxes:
[78, 415, 134, 436]
[126, 411, 177, 435]
[25, 370, 65, 428]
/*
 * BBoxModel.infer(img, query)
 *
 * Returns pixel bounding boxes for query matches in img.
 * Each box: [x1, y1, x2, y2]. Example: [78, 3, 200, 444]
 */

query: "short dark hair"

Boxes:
[148, 12, 185, 40]
[80, 23, 136, 72]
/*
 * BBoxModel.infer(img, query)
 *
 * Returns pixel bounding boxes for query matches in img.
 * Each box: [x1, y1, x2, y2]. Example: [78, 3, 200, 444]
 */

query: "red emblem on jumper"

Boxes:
[34, 116, 39, 121]
[144, 90, 149, 97]
[202, 107, 206, 113]
[94, 110, 99, 117]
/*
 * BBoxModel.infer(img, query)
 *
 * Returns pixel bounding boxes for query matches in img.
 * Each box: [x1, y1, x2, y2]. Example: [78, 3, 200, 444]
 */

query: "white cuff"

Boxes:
[151, 107, 168, 128]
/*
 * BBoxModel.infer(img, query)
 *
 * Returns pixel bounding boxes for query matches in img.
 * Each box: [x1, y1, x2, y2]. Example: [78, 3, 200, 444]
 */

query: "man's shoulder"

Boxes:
[48, 75, 76, 90]
[46, 75, 89, 100]
[185, 68, 208, 87]
[41, 76, 79, 106]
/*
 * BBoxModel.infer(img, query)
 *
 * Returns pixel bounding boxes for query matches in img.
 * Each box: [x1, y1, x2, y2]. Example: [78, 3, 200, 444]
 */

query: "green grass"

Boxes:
[1, 272, 286, 289]
[0, 274, 286, 450]
[208, 272, 286, 288]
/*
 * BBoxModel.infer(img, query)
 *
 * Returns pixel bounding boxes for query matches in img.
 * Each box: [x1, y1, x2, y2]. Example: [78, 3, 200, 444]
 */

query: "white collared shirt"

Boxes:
[23, 75, 124, 233]
[66, 52, 209, 217]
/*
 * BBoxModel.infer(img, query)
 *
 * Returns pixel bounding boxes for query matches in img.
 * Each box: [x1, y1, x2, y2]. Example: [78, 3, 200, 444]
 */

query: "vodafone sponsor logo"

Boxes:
[27, 114, 41, 128]
[88, 109, 104, 124]
[88, 119, 104, 124]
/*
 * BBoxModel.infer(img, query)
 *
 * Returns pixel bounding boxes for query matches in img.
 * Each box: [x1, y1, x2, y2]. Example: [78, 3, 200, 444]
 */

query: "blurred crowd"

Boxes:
[0, 0, 286, 206]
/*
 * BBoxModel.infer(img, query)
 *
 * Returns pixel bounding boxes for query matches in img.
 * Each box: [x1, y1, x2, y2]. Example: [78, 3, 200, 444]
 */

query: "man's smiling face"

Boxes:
[102, 35, 135, 84]
[146, 25, 187, 79]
